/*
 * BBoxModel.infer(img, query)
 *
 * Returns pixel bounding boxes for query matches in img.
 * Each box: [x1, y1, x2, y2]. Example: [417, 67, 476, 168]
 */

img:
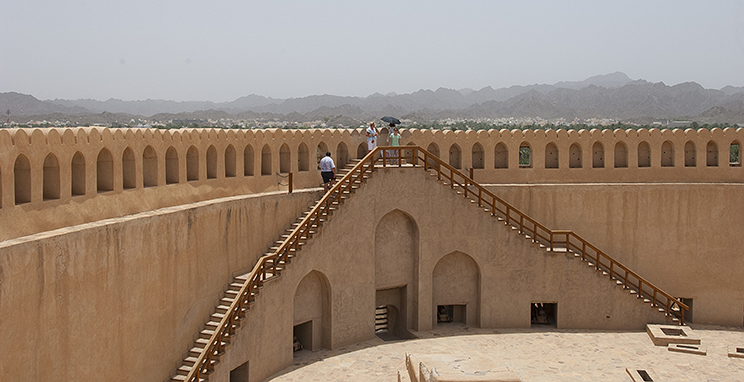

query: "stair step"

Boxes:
[214, 304, 230, 314]
[269, 246, 299, 253]
[233, 274, 250, 282]
[171, 373, 207, 382]
[176, 365, 193, 376]
[183, 356, 218, 367]
[194, 337, 229, 348]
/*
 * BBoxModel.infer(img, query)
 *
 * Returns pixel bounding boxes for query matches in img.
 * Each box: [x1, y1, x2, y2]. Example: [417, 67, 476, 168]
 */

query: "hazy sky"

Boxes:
[3, 1, 744, 102]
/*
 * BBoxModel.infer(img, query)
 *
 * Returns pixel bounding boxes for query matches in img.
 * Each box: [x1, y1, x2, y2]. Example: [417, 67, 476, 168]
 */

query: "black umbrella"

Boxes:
[380, 116, 401, 125]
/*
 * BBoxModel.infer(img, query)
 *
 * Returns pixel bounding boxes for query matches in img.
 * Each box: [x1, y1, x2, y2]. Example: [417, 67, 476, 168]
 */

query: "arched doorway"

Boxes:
[293, 270, 331, 352]
[375, 209, 419, 335]
[432, 251, 480, 327]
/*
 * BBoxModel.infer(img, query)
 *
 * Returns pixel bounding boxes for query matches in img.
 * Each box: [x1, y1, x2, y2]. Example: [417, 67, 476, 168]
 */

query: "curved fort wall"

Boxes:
[0, 126, 742, 241]
[0, 127, 742, 382]
[0, 167, 741, 382]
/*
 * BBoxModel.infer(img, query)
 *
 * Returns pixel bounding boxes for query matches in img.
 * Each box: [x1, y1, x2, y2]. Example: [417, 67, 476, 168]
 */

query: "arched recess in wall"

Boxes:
[569, 143, 582, 168]
[166, 146, 179, 184]
[96, 148, 114, 193]
[14, 154, 31, 205]
[206, 145, 218, 179]
[707, 141, 718, 167]
[519, 142, 531, 168]
[638, 141, 651, 168]
[471, 143, 484, 169]
[375, 209, 418, 289]
[293, 270, 332, 351]
[224, 144, 236, 177]
[261, 144, 272, 176]
[279, 143, 290, 174]
[297, 143, 309, 172]
[142, 146, 158, 188]
[661, 141, 674, 167]
[336, 142, 349, 169]
[357, 143, 367, 159]
[614, 142, 628, 168]
[730, 140, 741, 166]
[122, 147, 135, 189]
[544, 143, 558, 169]
[449, 143, 461, 169]
[375, 209, 419, 334]
[494, 142, 508, 169]
[684, 141, 696, 167]
[71, 151, 86, 196]
[317, 142, 328, 167]
[432, 251, 479, 327]
[379, 127, 390, 147]
[592, 142, 604, 168]
[187, 146, 199, 181]
[424, 143, 438, 169]
[403, 142, 416, 163]
[43, 153, 60, 200]
[243, 144, 254, 176]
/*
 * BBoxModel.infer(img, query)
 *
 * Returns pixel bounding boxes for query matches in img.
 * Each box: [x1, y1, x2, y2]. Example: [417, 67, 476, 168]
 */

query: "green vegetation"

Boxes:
[411, 121, 738, 132]
[519, 146, 530, 166]
[731, 143, 740, 165]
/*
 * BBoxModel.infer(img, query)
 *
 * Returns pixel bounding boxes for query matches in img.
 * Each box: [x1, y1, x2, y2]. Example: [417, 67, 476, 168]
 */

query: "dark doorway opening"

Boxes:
[531, 303, 556, 326]
[230, 360, 249, 382]
[437, 305, 465, 324]
[293, 321, 312, 354]
[680, 298, 693, 324]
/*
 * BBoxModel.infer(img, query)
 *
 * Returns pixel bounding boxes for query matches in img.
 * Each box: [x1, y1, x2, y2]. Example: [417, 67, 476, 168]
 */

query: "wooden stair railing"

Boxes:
[398, 145, 689, 325]
[178, 149, 381, 381]
[177, 145, 687, 382]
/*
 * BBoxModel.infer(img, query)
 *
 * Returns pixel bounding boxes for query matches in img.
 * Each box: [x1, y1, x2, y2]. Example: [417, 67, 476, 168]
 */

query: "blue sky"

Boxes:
[2, 0, 743, 101]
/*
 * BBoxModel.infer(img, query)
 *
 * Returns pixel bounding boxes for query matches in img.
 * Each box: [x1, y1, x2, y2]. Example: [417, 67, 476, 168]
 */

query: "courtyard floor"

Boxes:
[265, 323, 744, 382]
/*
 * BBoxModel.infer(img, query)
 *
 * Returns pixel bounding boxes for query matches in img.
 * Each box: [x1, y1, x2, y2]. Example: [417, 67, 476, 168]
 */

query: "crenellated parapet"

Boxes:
[0, 126, 742, 241]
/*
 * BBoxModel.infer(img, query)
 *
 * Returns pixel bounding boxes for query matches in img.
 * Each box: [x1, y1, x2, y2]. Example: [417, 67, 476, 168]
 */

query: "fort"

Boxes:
[0, 126, 742, 381]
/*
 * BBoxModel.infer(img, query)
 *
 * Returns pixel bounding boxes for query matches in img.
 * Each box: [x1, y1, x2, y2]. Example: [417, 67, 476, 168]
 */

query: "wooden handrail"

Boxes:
[181, 145, 687, 381]
[408, 145, 688, 324]
[183, 147, 391, 381]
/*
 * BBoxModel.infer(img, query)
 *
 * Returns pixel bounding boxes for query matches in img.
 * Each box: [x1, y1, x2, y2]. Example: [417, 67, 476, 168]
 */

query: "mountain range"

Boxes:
[3, 72, 744, 125]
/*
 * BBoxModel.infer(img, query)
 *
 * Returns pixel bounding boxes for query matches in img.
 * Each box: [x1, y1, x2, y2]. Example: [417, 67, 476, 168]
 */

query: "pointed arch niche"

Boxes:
[432, 251, 480, 327]
[293, 270, 331, 352]
[375, 209, 419, 333]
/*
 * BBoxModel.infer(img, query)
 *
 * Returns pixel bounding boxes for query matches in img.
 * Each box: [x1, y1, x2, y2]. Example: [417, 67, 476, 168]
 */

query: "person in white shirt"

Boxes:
[319, 152, 336, 191]
[366, 122, 378, 152]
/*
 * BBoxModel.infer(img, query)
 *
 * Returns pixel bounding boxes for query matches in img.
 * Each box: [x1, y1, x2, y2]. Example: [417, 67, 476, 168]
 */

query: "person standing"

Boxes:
[366, 122, 378, 152]
[319, 152, 336, 192]
[389, 125, 401, 164]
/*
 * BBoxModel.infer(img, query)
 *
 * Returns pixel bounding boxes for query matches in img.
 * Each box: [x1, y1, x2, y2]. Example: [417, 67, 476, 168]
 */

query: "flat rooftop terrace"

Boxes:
[266, 324, 744, 382]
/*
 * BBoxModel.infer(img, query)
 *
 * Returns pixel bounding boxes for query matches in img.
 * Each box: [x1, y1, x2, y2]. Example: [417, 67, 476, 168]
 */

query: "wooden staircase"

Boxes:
[168, 147, 687, 382]
[168, 159, 365, 382]
[425, 160, 686, 324]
